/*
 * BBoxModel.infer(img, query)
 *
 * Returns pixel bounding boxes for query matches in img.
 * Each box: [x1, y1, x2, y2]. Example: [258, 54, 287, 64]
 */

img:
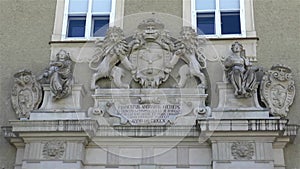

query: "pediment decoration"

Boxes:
[88, 18, 210, 125]
[89, 19, 208, 89]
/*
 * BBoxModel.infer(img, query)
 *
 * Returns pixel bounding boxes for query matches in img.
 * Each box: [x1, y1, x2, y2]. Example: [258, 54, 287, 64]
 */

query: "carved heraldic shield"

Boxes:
[260, 64, 295, 117]
[11, 70, 42, 118]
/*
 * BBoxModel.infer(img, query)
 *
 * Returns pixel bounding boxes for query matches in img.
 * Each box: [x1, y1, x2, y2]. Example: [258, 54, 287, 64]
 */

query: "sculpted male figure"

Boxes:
[43, 50, 74, 100]
[223, 42, 257, 97]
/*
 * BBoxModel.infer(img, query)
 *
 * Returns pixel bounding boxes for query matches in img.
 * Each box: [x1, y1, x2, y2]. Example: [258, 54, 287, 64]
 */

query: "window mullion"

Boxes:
[240, 0, 246, 37]
[109, 0, 116, 27]
[62, 0, 70, 40]
[215, 0, 221, 37]
[191, 0, 197, 30]
[86, 0, 93, 39]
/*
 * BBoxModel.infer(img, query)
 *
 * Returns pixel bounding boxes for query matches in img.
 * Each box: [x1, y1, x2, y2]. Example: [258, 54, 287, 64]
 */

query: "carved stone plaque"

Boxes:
[89, 88, 207, 125]
[115, 104, 181, 125]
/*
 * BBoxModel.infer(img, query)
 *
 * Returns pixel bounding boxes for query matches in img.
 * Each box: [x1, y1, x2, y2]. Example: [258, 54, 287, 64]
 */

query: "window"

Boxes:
[192, 0, 246, 37]
[62, 0, 115, 39]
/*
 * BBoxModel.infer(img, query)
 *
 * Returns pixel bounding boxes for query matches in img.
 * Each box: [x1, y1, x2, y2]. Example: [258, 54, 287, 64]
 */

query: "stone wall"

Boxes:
[253, 0, 300, 168]
[0, 0, 56, 168]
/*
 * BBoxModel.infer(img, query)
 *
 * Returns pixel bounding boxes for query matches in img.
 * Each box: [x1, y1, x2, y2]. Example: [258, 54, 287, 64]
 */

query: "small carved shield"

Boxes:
[260, 64, 295, 117]
[11, 70, 42, 119]
[130, 43, 172, 88]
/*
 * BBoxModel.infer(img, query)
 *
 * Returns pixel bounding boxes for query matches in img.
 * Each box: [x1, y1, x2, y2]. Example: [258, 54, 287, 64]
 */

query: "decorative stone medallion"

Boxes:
[11, 70, 42, 119]
[42, 141, 65, 160]
[260, 64, 295, 117]
[231, 142, 254, 160]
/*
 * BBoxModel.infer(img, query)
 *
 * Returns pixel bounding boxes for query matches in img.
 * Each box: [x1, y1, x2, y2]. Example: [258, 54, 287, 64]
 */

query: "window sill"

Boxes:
[49, 40, 96, 44]
[49, 36, 259, 44]
[204, 36, 259, 41]
[49, 37, 105, 44]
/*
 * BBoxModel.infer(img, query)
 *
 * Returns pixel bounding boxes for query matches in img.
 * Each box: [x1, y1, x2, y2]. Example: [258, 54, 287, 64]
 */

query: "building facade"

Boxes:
[0, 0, 299, 169]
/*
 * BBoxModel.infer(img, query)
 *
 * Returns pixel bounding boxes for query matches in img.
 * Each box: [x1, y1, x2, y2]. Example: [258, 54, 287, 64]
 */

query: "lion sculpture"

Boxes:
[89, 27, 134, 89]
[175, 27, 207, 88]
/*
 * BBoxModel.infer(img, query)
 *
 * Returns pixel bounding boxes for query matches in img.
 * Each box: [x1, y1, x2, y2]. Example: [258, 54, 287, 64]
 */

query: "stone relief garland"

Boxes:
[42, 141, 65, 160]
[260, 64, 295, 117]
[231, 141, 254, 160]
[11, 70, 42, 119]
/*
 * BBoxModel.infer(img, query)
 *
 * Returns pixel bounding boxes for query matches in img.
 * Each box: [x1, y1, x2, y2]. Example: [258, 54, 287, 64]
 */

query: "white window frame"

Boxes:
[61, 0, 116, 40]
[191, 0, 246, 38]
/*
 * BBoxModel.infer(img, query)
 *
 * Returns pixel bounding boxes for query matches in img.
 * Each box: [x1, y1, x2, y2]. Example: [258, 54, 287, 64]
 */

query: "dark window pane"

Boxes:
[93, 16, 110, 37]
[221, 11, 241, 34]
[67, 16, 86, 37]
[197, 12, 215, 35]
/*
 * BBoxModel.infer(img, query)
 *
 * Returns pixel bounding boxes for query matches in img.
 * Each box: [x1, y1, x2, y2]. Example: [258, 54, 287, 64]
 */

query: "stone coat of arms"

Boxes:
[88, 18, 209, 125]
[11, 70, 42, 118]
[260, 64, 295, 117]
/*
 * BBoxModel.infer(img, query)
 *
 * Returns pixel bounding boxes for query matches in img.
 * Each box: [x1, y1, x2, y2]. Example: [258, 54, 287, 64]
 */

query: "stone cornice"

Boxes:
[3, 119, 298, 140]
[7, 120, 99, 137]
[196, 119, 290, 132]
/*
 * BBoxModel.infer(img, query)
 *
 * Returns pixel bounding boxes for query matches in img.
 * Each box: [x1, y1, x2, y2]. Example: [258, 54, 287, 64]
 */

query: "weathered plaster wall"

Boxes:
[0, 0, 56, 168]
[124, 0, 182, 17]
[123, 0, 183, 36]
[254, 0, 300, 168]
